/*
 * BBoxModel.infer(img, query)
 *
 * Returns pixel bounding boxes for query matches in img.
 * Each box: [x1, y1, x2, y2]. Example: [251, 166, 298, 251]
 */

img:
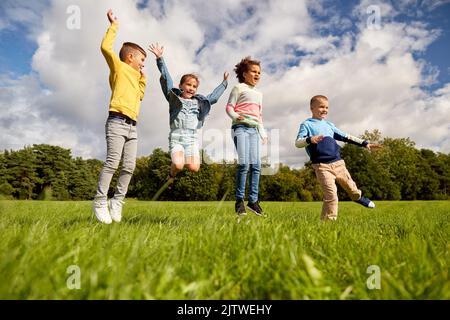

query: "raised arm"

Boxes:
[206, 72, 229, 105]
[330, 123, 383, 149]
[331, 123, 368, 147]
[149, 43, 173, 100]
[100, 10, 121, 70]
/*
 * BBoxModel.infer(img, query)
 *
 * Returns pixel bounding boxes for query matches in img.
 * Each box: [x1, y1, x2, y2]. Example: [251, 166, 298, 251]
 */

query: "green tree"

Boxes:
[297, 163, 323, 201]
[4, 147, 41, 199]
[68, 158, 99, 200]
[216, 161, 237, 201]
[379, 138, 423, 200]
[128, 148, 172, 200]
[435, 153, 450, 198]
[414, 149, 440, 200]
[32, 144, 73, 200]
[341, 144, 401, 200]
[171, 162, 219, 201]
[261, 165, 301, 201]
[0, 153, 14, 198]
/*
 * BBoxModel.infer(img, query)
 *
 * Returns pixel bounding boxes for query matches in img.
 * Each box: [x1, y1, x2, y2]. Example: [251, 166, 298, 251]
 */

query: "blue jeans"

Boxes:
[232, 125, 261, 203]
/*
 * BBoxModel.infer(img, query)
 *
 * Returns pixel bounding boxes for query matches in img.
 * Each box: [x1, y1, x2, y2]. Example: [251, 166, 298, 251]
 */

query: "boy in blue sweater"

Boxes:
[295, 95, 382, 221]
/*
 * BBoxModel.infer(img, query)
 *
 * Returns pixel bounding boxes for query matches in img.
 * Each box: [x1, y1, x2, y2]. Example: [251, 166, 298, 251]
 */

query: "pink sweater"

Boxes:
[226, 83, 267, 138]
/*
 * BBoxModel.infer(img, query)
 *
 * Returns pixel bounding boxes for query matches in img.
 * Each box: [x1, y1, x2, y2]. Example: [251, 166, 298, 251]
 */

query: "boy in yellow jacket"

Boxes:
[93, 9, 147, 224]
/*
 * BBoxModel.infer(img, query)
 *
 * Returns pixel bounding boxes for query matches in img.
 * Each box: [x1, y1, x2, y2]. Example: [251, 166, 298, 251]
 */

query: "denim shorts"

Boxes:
[169, 129, 199, 158]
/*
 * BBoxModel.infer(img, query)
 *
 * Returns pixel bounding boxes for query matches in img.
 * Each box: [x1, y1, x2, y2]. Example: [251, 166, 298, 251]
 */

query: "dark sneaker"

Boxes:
[235, 200, 247, 216]
[247, 201, 264, 216]
[355, 196, 375, 208]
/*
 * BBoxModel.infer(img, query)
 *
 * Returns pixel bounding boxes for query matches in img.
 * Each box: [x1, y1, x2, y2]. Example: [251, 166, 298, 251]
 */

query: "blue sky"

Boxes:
[419, 6, 450, 89]
[0, 28, 37, 77]
[1, 0, 449, 166]
[2, 1, 450, 86]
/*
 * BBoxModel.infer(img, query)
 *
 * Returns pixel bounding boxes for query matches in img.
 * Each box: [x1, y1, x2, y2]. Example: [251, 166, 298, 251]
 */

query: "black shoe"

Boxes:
[247, 201, 264, 216]
[235, 200, 246, 216]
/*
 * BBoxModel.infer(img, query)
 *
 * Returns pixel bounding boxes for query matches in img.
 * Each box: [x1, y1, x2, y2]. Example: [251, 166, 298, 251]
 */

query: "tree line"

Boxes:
[1, 130, 449, 201]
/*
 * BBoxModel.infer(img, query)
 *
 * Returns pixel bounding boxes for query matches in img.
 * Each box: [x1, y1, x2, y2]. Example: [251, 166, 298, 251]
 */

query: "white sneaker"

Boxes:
[109, 199, 124, 223]
[92, 201, 112, 224]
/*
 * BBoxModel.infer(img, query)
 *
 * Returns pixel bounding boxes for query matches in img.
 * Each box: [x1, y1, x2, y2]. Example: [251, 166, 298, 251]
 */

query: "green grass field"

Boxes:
[0, 200, 448, 299]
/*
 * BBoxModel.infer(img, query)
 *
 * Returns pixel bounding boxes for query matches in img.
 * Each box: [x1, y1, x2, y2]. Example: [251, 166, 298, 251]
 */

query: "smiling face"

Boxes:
[179, 77, 199, 99]
[127, 50, 146, 72]
[243, 64, 261, 87]
[311, 98, 329, 120]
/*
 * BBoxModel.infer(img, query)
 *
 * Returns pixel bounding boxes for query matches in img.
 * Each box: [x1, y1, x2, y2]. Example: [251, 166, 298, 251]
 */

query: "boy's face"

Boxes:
[127, 50, 146, 72]
[179, 77, 198, 99]
[311, 99, 329, 120]
[243, 64, 261, 86]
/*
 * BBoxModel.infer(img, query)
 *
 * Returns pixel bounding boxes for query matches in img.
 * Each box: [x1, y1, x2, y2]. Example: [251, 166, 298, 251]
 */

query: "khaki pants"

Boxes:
[312, 160, 361, 221]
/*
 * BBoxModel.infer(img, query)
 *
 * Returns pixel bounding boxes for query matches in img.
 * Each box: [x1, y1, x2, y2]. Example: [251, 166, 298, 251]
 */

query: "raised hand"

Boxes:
[223, 72, 229, 81]
[148, 43, 164, 59]
[107, 9, 118, 24]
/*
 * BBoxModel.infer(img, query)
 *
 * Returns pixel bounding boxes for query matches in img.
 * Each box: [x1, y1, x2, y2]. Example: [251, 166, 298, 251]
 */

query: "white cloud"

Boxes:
[0, 74, 101, 158]
[1, 0, 449, 169]
[0, 0, 48, 38]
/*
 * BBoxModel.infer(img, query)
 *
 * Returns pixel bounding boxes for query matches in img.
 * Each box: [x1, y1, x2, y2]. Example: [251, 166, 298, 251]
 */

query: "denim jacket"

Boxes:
[156, 57, 228, 129]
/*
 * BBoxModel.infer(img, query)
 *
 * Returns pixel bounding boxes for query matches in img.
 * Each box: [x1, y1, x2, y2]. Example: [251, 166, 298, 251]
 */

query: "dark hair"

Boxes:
[310, 95, 328, 108]
[119, 42, 147, 62]
[234, 56, 261, 83]
[179, 74, 200, 86]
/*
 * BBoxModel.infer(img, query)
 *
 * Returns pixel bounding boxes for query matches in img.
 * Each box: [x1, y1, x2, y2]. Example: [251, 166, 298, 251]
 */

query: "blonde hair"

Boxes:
[310, 95, 328, 108]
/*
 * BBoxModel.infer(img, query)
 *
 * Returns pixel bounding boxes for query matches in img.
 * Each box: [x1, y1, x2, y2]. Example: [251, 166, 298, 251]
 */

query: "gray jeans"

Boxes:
[94, 116, 138, 203]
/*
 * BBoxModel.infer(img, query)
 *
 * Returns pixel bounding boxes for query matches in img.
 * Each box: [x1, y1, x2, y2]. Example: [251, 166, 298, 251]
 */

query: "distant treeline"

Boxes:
[1, 130, 449, 201]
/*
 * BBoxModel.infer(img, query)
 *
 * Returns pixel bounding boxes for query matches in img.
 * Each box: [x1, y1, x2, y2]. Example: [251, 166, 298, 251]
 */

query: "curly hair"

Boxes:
[234, 56, 261, 83]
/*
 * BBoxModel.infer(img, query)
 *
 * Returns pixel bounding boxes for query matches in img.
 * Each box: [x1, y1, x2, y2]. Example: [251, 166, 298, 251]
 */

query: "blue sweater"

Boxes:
[295, 118, 368, 164]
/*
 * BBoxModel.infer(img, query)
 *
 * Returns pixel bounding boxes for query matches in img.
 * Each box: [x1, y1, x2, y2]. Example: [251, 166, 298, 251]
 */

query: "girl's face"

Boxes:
[243, 64, 261, 87]
[179, 77, 198, 99]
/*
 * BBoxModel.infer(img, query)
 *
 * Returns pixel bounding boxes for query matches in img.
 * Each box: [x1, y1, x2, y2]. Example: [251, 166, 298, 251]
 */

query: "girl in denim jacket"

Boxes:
[149, 43, 228, 185]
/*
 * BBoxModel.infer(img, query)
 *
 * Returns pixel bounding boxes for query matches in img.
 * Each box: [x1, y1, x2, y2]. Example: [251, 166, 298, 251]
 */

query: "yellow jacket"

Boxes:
[100, 23, 146, 121]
